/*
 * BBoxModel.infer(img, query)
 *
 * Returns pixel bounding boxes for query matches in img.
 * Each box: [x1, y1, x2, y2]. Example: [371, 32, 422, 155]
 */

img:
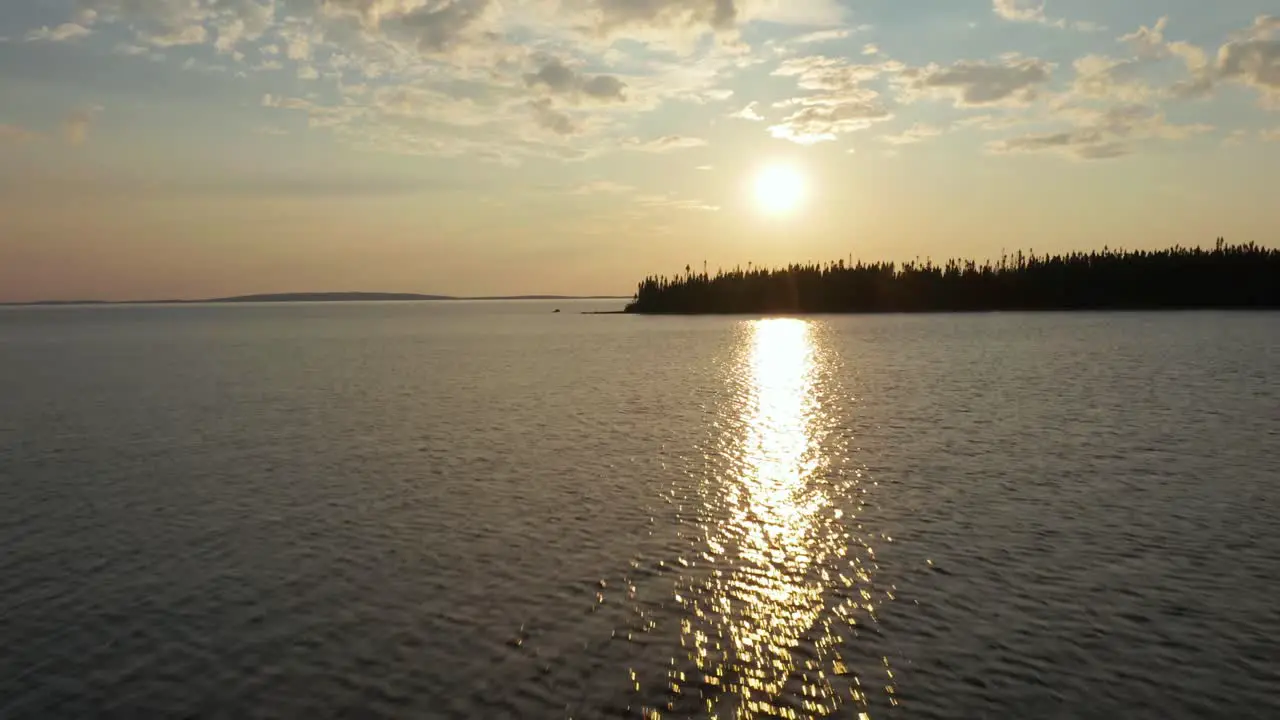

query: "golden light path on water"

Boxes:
[650, 319, 894, 720]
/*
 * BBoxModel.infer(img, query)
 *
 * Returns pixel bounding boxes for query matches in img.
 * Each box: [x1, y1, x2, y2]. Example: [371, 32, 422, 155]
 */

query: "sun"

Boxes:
[754, 164, 805, 215]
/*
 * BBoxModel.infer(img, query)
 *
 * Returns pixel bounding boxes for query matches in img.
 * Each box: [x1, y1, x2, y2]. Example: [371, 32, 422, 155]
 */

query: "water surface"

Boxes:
[2, 302, 1277, 718]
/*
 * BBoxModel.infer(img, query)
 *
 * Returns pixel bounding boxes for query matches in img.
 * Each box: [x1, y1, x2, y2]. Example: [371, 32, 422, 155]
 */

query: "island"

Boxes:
[624, 239, 1280, 314]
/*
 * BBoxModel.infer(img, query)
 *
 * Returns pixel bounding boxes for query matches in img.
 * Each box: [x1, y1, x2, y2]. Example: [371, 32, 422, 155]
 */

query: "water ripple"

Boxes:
[632, 319, 895, 719]
[2, 305, 1278, 719]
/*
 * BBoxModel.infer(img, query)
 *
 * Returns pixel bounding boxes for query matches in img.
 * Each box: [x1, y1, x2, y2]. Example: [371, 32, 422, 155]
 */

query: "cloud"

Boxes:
[954, 113, 1026, 131]
[896, 56, 1053, 107]
[568, 181, 718, 215]
[393, 0, 494, 55]
[370, 86, 493, 126]
[1094, 15, 1280, 105]
[74, 0, 274, 53]
[1230, 14, 1280, 41]
[528, 98, 577, 136]
[879, 123, 943, 145]
[1216, 22, 1280, 105]
[1066, 18, 1186, 104]
[636, 193, 719, 211]
[22, 0, 779, 163]
[266, 78, 535, 162]
[768, 99, 891, 144]
[992, 0, 1046, 23]
[25, 23, 92, 42]
[989, 104, 1211, 160]
[791, 28, 849, 45]
[1101, 17, 1216, 100]
[1167, 42, 1214, 99]
[262, 93, 312, 110]
[5, 0, 845, 168]
[699, 88, 735, 102]
[622, 135, 708, 152]
[67, 0, 222, 48]
[52, 0, 1264, 167]
[63, 106, 102, 145]
[991, 0, 1097, 31]
[1222, 129, 1249, 147]
[318, 0, 401, 26]
[590, 0, 738, 34]
[1118, 16, 1169, 58]
[113, 42, 151, 55]
[773, 55, 889, 92]
[524, 57, 627, 104]
[1070, 55, 1153, 103]
[571, 180, 634, 194]
[212, 0, 275, 52]
[769, 55, 893, 143]
[145, 23, 209, 47]
[278, 22, 313, 61]
[991, 130, 1128, 159]
[745, 0, 847, 27]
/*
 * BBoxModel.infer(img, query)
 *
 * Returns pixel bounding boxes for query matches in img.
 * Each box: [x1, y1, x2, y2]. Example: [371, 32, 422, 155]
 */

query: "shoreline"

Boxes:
[622, 305, 1280, 316]
[624, 241, 1279, 315]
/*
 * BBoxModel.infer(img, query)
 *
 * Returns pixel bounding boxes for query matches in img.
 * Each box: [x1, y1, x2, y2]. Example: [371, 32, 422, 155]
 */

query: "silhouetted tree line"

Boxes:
[624, 240, 1279, 314]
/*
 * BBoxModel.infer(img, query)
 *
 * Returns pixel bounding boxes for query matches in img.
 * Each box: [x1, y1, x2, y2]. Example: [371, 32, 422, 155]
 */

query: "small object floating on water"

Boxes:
[553, 308, 561, 313]
[507, 624, 528, 648]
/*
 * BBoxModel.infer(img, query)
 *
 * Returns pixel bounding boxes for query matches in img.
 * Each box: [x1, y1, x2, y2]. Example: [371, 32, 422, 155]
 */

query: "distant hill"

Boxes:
[3, 292, 629, 306]
[206, 292, 453, 303]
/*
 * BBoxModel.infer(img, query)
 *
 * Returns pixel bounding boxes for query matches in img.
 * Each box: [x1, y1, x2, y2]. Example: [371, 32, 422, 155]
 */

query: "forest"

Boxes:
[624, 239, 1280, 314]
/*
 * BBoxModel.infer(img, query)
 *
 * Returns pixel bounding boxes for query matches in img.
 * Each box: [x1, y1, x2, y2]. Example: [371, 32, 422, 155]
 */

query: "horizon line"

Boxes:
[0, 291, 632, 307]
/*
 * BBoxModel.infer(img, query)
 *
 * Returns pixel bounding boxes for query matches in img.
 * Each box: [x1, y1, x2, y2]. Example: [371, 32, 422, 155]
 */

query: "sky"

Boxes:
[1, 0, 1278, 301]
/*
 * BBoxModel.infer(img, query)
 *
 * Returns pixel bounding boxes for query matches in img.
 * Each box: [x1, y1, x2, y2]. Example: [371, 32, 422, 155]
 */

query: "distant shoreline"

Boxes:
[1, 292, 629, 307]
[624, 241, 1279, 314]
[625, 301, 1280, 316]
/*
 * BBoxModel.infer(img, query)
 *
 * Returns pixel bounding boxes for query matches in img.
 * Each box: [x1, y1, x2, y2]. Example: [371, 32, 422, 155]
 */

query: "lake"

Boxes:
[2, 302, 1277, 719]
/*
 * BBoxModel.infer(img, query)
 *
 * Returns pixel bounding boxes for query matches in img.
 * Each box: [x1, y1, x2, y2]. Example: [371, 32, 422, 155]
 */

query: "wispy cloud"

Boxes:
[989, 104, 1212, 160]
[896, 57, 1054, 107]
[622, 135, 709, 152]
[3, 0, 1278, 168]
[991, 0, 1101, 32]
[637, 193, 719, 211]
[879, 123, 944, 146]
[571, 180, 635, 194]
[730, 101, 764, 121]
[524, 57, 628, 104]
[25, 23, 92, 42]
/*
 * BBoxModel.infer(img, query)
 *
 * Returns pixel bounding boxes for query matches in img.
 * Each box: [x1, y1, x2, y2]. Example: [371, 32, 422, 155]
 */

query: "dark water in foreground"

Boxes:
[2, 302, 1278, 719]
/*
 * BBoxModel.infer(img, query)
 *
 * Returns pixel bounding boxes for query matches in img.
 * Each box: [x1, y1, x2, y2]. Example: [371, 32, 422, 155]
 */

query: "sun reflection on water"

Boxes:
[652, 318, 892, 719]
[723, 319, 829, 716]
